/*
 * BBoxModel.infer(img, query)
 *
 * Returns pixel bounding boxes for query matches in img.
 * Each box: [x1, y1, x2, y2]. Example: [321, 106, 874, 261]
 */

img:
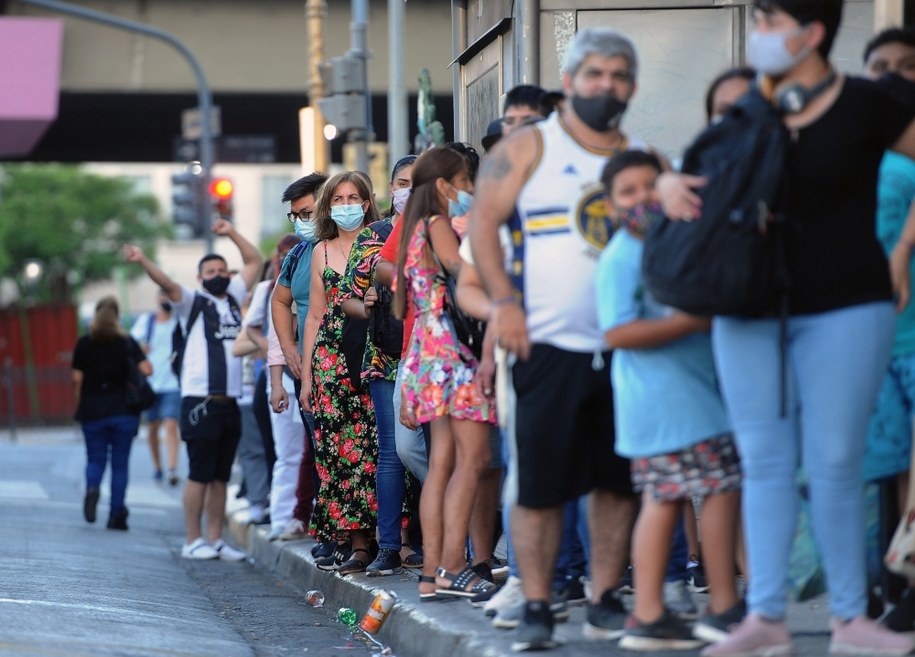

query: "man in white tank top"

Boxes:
[469, 28, 645, 651]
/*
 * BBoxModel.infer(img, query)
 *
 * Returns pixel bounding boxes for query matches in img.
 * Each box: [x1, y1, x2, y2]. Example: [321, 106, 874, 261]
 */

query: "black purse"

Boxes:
[125, 339, 156, 413]
[441, 272, 486, 360]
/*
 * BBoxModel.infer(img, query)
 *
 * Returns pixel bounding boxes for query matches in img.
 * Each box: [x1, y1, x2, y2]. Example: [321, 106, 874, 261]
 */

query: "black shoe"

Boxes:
[618, 563, 634, 593]
[106, 508, 129, 531]
[884, 588, 915, 633]
[693, 599, 747, 644]
[83, 488, 100, 524]
[472, 561, 494, 583]
[557, 576, 588, 607]
[583, 588, 627, 640]
[511, 600, 557, 652]
[366, 548, 402, 577]
[619, 609, 704, 651]
[311, 541, 335, 559]
[315, 542, 351, 571]
[687, 556, 710, 593]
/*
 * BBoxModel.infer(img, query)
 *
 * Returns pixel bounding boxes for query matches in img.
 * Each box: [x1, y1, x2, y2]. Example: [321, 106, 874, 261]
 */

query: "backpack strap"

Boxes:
[185, 293, 206, 335]
[369, 219, 394, 242]
[285, 240, 310, 281]
[145, 312, 156, 345]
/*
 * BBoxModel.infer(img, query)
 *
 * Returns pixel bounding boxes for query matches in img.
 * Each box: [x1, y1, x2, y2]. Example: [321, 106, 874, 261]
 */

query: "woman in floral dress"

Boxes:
[393, 147, 498, 599]
[300, 171, 381, 576]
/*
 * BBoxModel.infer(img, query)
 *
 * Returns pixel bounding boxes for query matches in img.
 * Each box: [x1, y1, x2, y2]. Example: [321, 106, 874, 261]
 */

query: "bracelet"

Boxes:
[491, 295, 517, 307]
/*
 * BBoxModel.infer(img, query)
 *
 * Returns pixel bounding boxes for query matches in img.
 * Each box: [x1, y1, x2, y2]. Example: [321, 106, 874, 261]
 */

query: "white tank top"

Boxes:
[508, 113, 646, 352]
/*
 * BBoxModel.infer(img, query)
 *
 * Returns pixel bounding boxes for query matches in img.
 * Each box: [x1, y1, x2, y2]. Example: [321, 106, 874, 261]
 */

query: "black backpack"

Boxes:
[642, 86, 791, 317]
[366, 220, 404, 357]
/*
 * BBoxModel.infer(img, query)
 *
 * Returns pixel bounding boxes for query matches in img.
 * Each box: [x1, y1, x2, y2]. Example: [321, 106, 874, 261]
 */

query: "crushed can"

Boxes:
[360, 589, 397, 634]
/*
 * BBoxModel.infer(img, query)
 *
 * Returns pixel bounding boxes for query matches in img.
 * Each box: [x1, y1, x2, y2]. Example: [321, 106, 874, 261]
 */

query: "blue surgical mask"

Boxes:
[294, 219, 318, 244]
[392, 187, 411, 215]
[330, 203, 365, 231]
[747, 28, 811, 76]
[447, 189, 473, 218]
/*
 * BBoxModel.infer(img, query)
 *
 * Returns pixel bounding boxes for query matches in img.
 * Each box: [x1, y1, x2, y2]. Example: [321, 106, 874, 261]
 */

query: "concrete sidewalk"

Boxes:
[226, 506, 837, 657]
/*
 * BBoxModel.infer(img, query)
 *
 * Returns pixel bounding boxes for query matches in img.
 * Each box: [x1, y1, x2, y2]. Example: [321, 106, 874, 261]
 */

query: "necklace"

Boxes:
[335, 238, 354, 263]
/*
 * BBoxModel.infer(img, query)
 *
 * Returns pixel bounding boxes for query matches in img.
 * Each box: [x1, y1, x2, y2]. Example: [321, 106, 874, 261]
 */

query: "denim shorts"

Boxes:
[864, 353, 915, 481]
[146, 390, 181, 422]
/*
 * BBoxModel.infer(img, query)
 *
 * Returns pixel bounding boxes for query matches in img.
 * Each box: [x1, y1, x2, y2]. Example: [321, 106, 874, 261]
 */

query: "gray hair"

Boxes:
[560, 28, 639, 80]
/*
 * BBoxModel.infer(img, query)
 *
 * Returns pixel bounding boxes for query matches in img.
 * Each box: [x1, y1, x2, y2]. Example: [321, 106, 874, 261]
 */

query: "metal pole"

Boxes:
[350, 0, 370, 173]
[388, 0, 408, 159]
[451, 1, 466, 142]
[306, 0, 329, 173]
[519, 0, 541, 86]
[19, 0, 216, 253]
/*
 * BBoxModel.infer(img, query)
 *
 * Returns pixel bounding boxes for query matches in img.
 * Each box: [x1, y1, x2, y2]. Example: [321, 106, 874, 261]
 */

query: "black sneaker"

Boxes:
[311, 541, 335, 559]
[106, 508, 129, 531]
[511, 601, 557, 652]
[557, 576, 588, 607]
[366, 548, 402, 577]
[884, 588, 915, 633]
[315, 542, 351, 571]
[687, 557, 710, 593]
[583, 588, 627, 640]
[83, 488, 100, 524]
[619, 609, 704, 651]
[618, 564, 635, 593]
[693, 599, 747, 644]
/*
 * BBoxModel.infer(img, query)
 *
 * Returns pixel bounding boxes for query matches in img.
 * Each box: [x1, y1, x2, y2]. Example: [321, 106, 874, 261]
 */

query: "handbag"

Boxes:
[885, 443, 915, 579]
[125, 339, 156, 413]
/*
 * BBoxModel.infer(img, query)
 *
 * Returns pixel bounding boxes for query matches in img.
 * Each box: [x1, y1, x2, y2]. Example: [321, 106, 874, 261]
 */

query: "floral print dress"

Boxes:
[401, 216, 497, 425]
[310, 246, 378, 542]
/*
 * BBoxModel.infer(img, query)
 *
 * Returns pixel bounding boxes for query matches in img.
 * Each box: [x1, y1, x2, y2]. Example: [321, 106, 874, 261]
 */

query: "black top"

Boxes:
[785, 77, 913, 315]
[72, 334, 145, 422]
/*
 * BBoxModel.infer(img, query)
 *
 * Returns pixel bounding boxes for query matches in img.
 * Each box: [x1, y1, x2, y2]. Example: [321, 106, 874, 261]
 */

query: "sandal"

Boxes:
[337, 548, 370, 576]
[419, 575, 439, 602]
[402, 547, 424, 569]
[435, 566, 497, 598]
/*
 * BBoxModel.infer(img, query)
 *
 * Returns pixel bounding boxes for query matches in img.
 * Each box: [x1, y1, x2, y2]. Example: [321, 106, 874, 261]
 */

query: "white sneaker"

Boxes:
[484, 575, 524, 617]
[213, 539, 246, 562]
[181, 537, 219, 560]
[246, 504, 266, 525]
[266, 525, 284, 541]
[278, 518, 307, 541]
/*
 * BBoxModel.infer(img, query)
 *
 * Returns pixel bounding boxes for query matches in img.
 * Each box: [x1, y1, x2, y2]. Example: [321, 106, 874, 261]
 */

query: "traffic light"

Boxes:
[171, 165, 206, 237]
[317, 56, 368, 135]
[209, 176, 234, 220]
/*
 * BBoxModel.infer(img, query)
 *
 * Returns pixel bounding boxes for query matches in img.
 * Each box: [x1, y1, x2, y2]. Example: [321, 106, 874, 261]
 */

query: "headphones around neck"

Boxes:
[774, 68, 838, 113]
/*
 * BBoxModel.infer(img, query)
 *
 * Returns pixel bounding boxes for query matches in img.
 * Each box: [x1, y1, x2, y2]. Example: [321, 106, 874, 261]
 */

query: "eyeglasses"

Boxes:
[286, 209, 313, 223]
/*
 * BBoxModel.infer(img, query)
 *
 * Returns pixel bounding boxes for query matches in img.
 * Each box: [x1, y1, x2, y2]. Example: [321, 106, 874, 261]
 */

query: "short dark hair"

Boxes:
[864, 26, 915, 63]
[600, 150, 663, 196]
[443, 141, 481, 182]
[391, 154, 417, 182]
[281, 172, 328, 204]
[704, 67, 756, 122]
[504, 84, 546, 112]
[197, 253, 227, 273]
[754, 0, 843, 58]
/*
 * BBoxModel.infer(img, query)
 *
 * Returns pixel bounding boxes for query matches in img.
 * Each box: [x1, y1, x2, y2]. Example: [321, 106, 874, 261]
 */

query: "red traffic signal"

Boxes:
[209, 177, 234, 200]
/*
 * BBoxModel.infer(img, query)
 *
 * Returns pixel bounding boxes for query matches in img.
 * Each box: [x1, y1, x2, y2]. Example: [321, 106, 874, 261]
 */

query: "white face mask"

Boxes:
[747, 27, 811, 76]
[392, 187, 411, 215]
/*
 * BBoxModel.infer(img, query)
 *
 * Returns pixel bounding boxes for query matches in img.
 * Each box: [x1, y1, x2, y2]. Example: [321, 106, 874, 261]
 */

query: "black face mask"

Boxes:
[571, 94, 628, 132]
[202, 275, 230, 297]
[160, 301, 173, 312]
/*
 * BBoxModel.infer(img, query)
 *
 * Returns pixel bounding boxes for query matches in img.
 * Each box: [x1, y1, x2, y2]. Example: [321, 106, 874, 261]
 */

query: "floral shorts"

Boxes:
[630, 433, 742, 502]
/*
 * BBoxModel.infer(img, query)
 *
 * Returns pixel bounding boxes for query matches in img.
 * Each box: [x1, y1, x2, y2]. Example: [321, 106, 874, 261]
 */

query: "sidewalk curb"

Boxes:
[227, 512, 509, 657]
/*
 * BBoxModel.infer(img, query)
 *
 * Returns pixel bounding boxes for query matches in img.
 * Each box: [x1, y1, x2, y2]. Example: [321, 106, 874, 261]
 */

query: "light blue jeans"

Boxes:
[370, 379, 408, 551]
[713, 302, 894, 620]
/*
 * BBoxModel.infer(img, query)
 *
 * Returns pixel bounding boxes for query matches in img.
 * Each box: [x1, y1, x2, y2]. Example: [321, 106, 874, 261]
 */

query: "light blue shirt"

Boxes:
[130, 312, 180, 393]
[278, 241, 314, 355]
[877, 152, 915, 357]
[596, 229, 730, 458]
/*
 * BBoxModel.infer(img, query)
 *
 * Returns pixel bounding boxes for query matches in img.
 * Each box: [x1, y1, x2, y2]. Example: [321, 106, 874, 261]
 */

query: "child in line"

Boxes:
[595, 150, 743, 651]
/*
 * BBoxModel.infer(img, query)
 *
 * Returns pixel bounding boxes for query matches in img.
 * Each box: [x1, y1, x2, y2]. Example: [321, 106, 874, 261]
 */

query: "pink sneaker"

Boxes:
[829, 616, 915, 655]
[700, 613, 791, 657]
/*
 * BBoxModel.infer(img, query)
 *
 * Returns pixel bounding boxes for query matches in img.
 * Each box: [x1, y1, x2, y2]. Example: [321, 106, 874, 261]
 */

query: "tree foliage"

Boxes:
[0, 164, 169, 305]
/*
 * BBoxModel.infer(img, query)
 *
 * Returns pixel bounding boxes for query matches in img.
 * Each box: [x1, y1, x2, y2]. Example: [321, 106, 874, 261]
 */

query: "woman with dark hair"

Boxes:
[704, 67, 755, 123]
[659, 0, 915, 654]
[395, 146, 498, 600]
[72, 295, 152, 530]
[300, 171, 380, 576]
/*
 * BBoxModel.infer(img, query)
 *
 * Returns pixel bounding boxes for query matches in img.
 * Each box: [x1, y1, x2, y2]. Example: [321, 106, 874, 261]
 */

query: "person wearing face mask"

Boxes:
[469, 27, 649, 651]
[123, 218, 263, 562]
[392, 147, 499, 603]
[595, 151, 741, 651]
[299, 171, 381, 576]
[130, 289, 181, 486]
[657, 0, 915, 655]
[266, 172, 329, 544]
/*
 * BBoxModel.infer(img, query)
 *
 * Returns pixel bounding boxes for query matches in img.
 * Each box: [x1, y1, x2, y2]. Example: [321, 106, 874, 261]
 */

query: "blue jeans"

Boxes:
[714, 302, 894, 620]
[371, 379, 407, 551]
[82, 414, 139, 514]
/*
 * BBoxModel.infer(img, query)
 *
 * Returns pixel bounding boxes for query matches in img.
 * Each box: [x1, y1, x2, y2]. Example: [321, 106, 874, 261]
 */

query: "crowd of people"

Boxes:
[68, 1, 915, 654]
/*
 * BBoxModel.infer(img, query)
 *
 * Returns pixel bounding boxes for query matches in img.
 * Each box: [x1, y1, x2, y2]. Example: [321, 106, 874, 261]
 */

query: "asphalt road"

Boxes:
[0, 426, 378, 657]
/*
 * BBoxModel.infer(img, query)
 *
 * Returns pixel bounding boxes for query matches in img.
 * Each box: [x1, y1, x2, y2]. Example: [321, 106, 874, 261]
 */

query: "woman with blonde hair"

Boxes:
[300, 171, 381, 575]
[72, 295, 152, 530]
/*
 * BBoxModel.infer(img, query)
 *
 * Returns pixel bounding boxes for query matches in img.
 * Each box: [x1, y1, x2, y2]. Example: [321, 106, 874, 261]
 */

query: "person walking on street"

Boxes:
[72, 295, 152, 531]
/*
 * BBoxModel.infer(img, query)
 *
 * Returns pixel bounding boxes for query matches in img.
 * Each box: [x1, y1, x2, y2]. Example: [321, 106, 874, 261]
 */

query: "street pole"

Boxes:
[388, 0, 408, 159]
[519, 0, 541, 85]
[19, 0, 217, 253]
[350, 0, 370, 173]
[306, 0, 329, 173]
